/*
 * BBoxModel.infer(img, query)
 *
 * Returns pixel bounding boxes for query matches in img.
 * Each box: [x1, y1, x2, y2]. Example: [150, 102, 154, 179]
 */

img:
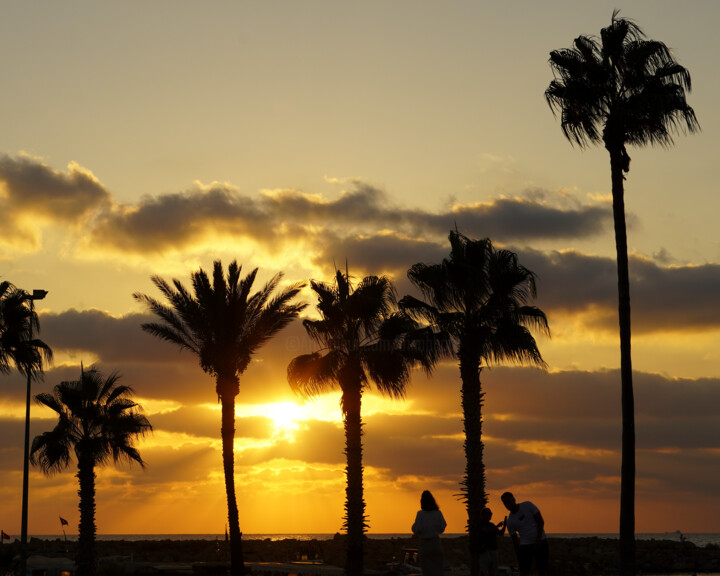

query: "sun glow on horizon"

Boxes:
[266, 402, 304, 435]
[238, 394, 332, 416]
[231, 392, 417, 440]
[193, 397, 345, 442]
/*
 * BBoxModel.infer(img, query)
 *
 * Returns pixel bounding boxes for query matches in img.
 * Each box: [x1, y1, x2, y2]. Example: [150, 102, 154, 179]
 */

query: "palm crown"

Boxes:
[288, 270, 441, 400]
[135, 260, 306, 398]
[31, 366, 151, 473]
[545, 9, 699, 158]
[0, 281, 53, 379]
[401, 232, 549, 367]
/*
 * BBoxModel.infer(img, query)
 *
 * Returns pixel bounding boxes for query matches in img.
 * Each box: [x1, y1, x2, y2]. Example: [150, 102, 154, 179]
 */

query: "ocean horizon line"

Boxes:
[11, 532, 719, 547]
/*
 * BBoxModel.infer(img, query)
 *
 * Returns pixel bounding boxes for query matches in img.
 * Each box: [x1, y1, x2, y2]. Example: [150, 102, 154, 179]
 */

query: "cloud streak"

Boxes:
[521, 250, 720, 333]
[89, 182, 275, 254]
[0, 155, 612, 258]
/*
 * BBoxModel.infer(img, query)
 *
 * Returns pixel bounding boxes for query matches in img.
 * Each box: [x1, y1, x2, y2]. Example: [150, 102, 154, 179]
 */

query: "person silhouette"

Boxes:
[471, 506, 506, 576]
[412, 490, 447, 576]
[501, 492, 548, 576]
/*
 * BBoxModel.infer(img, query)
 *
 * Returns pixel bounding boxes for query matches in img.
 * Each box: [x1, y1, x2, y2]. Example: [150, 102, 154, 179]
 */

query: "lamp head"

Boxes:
[31, 290, 48, 301]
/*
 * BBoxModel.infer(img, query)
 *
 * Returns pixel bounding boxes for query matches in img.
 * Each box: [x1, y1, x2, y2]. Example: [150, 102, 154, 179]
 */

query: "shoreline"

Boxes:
[3, 535, 719, 576]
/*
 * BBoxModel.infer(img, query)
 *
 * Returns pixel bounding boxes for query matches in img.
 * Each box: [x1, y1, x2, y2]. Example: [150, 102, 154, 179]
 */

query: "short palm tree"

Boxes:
[134, 261, 306, 576]
[287, 269, 445, 576]
[400, 231, 549, 570]
[546, 12, 699, 575]
[31, 366, 151, 576]
[0, 281, 52, 378]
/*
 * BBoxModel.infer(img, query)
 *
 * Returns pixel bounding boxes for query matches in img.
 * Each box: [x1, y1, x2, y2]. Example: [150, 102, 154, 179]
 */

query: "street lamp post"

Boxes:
[20, 289, 48, 576]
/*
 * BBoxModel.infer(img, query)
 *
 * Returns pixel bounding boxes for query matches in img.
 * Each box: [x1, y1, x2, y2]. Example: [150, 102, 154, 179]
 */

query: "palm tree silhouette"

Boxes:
[134, 261, 306, 576]
[2, 283, 53, 576]
[288, 268, 443, 576]
[0, 281, 52, 378]
[400, 231, 548, 572]
[546, 12, 699, 575]
[31, 366, 151, 576]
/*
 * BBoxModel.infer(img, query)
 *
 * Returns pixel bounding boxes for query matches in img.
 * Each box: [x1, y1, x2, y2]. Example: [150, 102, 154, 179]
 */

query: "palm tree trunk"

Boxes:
[76, 453, 97, 576]
[609, 148, 636, 576]
[221, 393, 244, 576]
[459, 345, 485, 576]
[342, 382, 366, 576]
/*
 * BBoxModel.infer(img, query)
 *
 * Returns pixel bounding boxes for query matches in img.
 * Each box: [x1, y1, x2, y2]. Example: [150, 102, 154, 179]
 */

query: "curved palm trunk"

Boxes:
[342, 382, 366, 576]
[221, 393, 244, 576]
[609, 149, 636, 576]
[76, 453, 97, 576]
[459, 345, 485, 576]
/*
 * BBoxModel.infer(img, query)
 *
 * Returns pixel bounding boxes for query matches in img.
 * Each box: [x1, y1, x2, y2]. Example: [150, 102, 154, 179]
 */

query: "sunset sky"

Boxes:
[2, 1, 720, 536]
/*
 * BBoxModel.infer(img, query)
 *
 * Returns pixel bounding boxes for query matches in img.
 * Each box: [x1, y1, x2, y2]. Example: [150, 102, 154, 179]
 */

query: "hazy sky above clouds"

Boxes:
[1, 1, 720, 535]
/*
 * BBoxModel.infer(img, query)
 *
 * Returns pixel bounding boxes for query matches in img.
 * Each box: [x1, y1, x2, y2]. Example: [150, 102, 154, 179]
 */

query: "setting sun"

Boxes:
[266, 402, 303, 434]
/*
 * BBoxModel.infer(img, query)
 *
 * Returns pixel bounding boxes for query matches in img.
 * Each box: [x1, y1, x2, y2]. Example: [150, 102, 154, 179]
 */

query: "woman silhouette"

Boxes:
[411, 490, 447, 576]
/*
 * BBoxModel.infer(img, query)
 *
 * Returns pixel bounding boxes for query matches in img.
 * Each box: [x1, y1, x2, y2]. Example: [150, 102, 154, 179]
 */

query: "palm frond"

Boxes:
[239, 281, 308, 372]
[349, 275, 395, 337]
[288, 351, 342, 398]
[362, 346, 409, 400]
[653, 61, 692, 91]
[34, 391, 65, 414]
[482, 324, 548, 370]
[407, 262, 449, 308]
[30, 425, 72, 474]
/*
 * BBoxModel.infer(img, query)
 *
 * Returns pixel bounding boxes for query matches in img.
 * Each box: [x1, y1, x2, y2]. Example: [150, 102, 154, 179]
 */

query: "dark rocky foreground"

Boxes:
[2, 534, 719, 575]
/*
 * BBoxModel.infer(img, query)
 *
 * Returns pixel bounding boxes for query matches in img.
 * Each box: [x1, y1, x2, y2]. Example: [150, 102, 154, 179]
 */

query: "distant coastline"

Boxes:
[15, 532, 720, 547]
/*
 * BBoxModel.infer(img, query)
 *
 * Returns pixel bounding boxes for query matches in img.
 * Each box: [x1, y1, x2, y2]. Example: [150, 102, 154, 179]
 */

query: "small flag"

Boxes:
[1, 530, 9, 540]
[59, 517, 68, 527]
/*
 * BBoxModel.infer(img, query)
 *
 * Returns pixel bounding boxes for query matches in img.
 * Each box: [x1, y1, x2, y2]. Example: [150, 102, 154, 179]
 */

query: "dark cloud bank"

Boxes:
[1, 154, 608, 253]
[6, 154, 720, 335]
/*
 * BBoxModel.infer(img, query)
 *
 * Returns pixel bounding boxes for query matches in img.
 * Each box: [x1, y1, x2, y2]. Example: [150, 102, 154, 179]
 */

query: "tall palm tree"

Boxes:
[400, 231, 548, 574]
[134, 261, 306, 576]
[545, 12, 699, 575]
[287, 269, 445, 576]
[0, 281, 52, 378]
[31, 366, 151, 576]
